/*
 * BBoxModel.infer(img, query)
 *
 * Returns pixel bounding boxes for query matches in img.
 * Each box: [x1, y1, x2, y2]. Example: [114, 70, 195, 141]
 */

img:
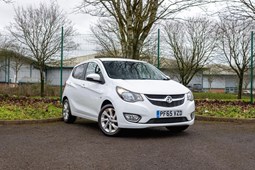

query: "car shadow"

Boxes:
[119, 128, 190, 139]
[73, 119, 190, 139]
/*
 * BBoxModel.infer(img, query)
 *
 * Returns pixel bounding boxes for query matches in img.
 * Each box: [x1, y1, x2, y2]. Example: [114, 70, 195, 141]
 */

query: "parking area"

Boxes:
[0, 120, 254, 170]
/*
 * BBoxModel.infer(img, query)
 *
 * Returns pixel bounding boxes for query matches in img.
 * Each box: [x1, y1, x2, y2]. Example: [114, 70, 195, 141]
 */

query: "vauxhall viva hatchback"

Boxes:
[62, 58, 195, 136]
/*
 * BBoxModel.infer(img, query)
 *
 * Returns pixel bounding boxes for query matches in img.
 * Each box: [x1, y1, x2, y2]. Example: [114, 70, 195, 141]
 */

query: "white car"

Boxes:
[62, 58, 195, 136]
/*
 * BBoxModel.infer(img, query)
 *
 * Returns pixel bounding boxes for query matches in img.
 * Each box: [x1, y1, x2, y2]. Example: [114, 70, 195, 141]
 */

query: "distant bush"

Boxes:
[196, 100, 255, 118]
[194, 92, 250, 100]
[0, 83, 61, 97]
[0, 95, 61, 120]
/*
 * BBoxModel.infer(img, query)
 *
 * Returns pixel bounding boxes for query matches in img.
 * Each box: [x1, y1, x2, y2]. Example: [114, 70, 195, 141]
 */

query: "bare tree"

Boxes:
[0, 48, 26, 83]
[139, 28, 159, 64]
[1, 0, 12, 3]
[207, 68, 217, 91]
[90, 19, 121, 57]
[0, 34, 10, 72]
[0, 33, 10, 49]
[8, 43, 27, 83]
[91, 17, 158, 61]
[0, 36, 28, 83]
[0, 52, 6, 73]
[243, 73, 250, 90]
[217, 17, 252, 99]
[8, 2, 75, 97]
[164, 17, 217, 86]
[205, 64, 227, 91]
[78, 0, 217, 59]
[225, 0, 255, 20]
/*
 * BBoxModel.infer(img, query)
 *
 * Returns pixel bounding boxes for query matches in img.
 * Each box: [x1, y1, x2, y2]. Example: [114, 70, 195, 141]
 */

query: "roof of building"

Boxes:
[47, 53, 97, 67]
[203, 64, 236, 75]
[46, 53, 245, 76]
[0, 49, 36, 64]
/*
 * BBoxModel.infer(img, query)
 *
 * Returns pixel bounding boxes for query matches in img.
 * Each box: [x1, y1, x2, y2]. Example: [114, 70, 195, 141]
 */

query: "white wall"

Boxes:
[0, 58, 41, 83]
[46, 68, 72, 86]
[203, 76, 226, 89]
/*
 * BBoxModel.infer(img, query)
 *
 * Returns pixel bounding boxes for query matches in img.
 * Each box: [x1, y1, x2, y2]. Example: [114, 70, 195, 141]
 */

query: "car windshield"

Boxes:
[102, 61, 169, 80]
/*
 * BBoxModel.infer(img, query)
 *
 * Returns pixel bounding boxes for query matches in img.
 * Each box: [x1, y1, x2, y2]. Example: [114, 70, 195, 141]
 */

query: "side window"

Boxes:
[72, 64, 87, 80]
[85, 62, 101, 77]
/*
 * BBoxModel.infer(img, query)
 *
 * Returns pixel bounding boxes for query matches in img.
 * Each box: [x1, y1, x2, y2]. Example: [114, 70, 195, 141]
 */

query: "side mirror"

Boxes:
[86, 73, 101, 83]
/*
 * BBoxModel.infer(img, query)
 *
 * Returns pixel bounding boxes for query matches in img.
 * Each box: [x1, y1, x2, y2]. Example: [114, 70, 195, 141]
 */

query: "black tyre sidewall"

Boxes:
[62, 99, 76, 124]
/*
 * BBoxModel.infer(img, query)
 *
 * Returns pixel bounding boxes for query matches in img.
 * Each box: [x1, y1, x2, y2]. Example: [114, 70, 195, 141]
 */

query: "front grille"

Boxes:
[146, 117, 188, 124]
[149, 99, 184, 107]
[145, 94, 185, 99]
[144, 94, 185, 107]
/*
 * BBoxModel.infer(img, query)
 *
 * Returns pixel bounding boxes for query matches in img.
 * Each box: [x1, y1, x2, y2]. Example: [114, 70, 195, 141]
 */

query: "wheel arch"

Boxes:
[101, 100, 113, 109]
[62, 96, 68, 102]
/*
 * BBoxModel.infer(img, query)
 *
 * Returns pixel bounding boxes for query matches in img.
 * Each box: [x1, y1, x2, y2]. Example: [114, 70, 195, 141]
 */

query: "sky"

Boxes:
[0, 0, 97, 34]
[0, 0, 226, 56]
[0, 0, 227, 34]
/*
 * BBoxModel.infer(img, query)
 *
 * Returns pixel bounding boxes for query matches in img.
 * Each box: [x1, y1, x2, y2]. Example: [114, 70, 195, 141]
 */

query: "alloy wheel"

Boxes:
[98, 104, 120, 136]
[63, 101, 69, 121]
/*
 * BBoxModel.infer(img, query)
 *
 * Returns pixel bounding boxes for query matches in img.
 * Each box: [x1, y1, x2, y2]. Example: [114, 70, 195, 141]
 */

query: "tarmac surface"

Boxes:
[0, 120, 254, 170]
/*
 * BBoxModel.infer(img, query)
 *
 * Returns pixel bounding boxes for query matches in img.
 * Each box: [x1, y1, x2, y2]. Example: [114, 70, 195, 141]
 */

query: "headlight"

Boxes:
[187, 91, 194, 101]
[116, 86, 143, 102]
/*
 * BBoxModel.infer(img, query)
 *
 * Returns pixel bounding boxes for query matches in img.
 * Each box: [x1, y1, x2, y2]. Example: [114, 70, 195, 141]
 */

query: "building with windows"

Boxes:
[0, 55, 40, 84]
[0, 53, 253, 94]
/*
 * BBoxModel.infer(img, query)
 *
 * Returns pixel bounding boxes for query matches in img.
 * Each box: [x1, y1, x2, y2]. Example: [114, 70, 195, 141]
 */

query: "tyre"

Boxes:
[166, 125, 189, 133]
[62, 99, 76, 123]
[98, 104, 121, 136]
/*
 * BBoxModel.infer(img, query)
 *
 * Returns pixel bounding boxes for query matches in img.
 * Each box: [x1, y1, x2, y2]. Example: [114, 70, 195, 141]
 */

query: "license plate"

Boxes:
[156, 110, 182, 118]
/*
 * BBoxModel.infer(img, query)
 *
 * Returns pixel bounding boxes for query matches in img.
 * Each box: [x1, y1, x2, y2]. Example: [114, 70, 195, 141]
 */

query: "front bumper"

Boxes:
[113, 96, 195, 129]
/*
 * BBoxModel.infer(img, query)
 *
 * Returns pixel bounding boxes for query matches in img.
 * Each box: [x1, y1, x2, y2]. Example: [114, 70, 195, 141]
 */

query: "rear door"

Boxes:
[67, 63, 88, 115]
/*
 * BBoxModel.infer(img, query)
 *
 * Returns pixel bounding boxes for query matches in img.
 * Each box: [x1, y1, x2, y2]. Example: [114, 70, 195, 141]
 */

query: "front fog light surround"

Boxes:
[190, 112, 195, 120]
[187, 91, 194, 101]
[124, 113, 141, 123]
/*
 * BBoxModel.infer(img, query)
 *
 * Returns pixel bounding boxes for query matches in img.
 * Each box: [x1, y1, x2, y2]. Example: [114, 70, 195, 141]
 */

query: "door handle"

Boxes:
[81, 84, 86, 88]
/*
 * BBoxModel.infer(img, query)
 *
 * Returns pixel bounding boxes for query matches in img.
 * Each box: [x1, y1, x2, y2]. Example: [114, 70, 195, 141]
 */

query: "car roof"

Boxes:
[74, 58, 146, 68]
[98, 58, 145, 62]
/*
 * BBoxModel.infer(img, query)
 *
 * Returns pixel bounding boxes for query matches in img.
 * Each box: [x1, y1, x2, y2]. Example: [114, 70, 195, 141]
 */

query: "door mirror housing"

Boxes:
[86, 73, 102, 83]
